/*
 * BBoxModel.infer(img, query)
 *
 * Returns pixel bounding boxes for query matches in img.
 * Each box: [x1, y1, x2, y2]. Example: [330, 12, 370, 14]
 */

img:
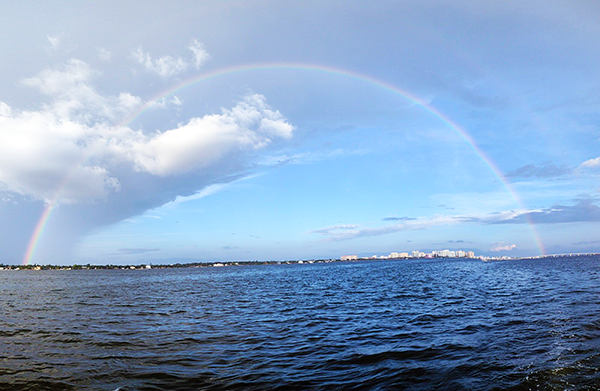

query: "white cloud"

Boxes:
[308, 203, 576, 242]
[188, 39, 209, 68]
[132, 39, 209, 78]
[309, 224, 361, 235]
[0, 102, 11, 117]
[309, 198, 600, 243]
[132, 47, 189, 78]
[581, 157, 600, 168]
[97, 48, 111, 61]
[0, 110, 120, 203]
[171, 95, 183, 106]
[127, 94, 294, 176]
[23, 59, 95, 95]
[47, 34, 62, 50]
[159, 173, 263, 207]
[142, 95, 182, 110]
[309, 215, 463, 241]
[170, 183, 229, 204]
[22, 59, 142, 122]
[259, 148, 367, 168]
[490, 243, 517, 252]
[0, 60, 294, 204]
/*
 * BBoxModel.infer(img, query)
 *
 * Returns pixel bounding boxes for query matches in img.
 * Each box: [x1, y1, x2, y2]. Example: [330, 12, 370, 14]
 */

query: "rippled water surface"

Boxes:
[2, 256, 600, 390]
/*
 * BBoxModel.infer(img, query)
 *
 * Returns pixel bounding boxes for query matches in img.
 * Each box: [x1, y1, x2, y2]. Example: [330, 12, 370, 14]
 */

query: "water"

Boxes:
[1, 256, 600, 390]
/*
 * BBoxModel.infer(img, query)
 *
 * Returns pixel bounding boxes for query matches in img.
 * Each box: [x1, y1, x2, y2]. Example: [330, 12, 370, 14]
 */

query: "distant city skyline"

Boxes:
[1, 1, 600, 265]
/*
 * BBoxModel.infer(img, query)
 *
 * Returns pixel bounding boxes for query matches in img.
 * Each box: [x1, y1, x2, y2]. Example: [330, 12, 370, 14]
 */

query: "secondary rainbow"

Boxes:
[22, 62, 545, 265]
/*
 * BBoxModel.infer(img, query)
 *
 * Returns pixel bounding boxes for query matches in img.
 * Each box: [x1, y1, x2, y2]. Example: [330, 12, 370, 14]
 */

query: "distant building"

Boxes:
[341, 255, 358, 261]
[467, 251, 475, 258]
[389, 252, 400, 258]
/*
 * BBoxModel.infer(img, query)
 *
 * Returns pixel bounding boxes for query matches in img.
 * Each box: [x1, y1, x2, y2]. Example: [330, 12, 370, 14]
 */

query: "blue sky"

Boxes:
[1, 1, 599, 264]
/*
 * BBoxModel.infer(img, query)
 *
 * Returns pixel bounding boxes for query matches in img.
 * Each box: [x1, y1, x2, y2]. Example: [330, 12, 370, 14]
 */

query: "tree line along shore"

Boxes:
[1, 253, 598, 271]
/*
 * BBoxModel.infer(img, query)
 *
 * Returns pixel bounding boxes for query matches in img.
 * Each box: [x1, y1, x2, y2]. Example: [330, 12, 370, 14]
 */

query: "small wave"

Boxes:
[333, 344, 474, 366]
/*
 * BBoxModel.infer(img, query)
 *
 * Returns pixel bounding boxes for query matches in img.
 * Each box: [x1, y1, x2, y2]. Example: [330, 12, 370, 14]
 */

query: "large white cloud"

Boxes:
[0, 59, 294, 204]
[0, 110, 120, 203]
[127, 94, 293, 176]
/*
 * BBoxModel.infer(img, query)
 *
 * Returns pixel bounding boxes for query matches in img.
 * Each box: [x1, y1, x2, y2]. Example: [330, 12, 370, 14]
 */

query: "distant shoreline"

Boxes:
[1, 252, 598, 271]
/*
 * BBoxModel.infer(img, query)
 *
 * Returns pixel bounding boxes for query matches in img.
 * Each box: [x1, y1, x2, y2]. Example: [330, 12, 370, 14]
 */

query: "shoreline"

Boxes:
[1, 252, 598, 271]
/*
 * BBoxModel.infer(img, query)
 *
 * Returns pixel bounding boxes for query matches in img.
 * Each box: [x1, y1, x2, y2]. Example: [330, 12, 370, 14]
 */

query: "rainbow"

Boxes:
[21, 62, 545, 264]
[21, 200, 56, 265]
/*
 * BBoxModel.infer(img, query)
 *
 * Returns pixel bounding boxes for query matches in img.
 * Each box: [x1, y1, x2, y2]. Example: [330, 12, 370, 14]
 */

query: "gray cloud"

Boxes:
[572, 240, 600, 246]
[310, 216, 467, 241]
[506, 163, 572, 179]
[115, 248, 160, 255]
[308, 224, 360, 235]
[382, 216, 416, 221]
[309, 200, 600, 243]
[490, 199, 600, 224]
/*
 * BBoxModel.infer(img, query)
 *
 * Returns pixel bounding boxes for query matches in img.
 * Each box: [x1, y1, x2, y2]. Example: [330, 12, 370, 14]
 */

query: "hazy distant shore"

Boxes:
[2, 252, 598, 271]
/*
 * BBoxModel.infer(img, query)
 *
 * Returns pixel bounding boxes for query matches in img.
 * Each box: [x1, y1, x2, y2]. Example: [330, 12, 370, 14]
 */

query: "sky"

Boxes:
[1, 0, 600, 265]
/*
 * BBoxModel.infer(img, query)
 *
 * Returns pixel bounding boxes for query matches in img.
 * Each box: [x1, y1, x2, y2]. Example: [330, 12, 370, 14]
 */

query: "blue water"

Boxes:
[1, 256, 600, 390]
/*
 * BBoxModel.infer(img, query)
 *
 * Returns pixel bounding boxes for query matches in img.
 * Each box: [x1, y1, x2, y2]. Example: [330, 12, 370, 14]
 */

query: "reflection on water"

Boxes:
[1, 256, 600, 390]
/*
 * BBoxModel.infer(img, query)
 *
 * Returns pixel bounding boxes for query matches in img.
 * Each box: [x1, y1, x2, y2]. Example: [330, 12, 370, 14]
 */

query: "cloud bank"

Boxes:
[0, 57, 294, 263]
[309, 200, 600, 242]
[0, 59, 293, 204]
[489, 199, 600, 225]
